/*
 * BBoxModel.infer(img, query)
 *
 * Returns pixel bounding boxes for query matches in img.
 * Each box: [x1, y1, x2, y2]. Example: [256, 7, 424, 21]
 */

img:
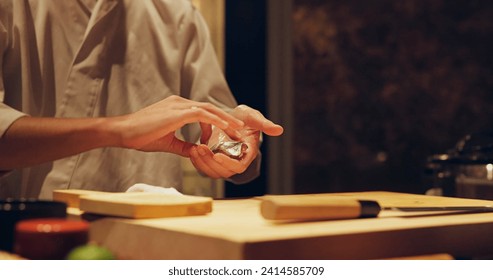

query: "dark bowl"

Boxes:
[0, 199, 67, 252]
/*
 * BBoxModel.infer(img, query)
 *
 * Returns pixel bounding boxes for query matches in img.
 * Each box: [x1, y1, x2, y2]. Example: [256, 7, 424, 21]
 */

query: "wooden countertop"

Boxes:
[86, 191, 493, 259]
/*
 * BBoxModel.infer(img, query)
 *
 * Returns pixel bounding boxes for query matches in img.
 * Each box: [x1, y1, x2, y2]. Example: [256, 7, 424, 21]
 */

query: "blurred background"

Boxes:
[191, 0, 493, 198]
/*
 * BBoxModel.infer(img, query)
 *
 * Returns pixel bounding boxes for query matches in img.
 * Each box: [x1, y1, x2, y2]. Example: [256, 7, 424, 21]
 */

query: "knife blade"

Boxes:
[383, 206, 493, 212]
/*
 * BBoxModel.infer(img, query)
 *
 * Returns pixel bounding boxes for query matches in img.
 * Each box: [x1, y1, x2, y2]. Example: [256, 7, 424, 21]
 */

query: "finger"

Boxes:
[229, 141, 258, 170]
[260, 119, 284, 136]
[184, 103, 244, 129]
[245, 114, 283, 136]
[211, 140, 258, 175]
[220, 127, 243, 141]
[190, 146, 222, 179]
[167, 136, 196, 157]
[196, 145, 236, 178]
[213, 153, 247, 174]
[179, 107, 231, 131]
[196, 103, 245, 128]
[199, 122, 212, 145]
[235, 105, 283, 136]
[169, 96, 242, 128]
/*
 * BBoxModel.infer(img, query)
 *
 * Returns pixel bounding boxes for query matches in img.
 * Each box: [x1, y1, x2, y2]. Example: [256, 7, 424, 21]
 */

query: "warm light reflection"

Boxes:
[487, 164, 493, 180]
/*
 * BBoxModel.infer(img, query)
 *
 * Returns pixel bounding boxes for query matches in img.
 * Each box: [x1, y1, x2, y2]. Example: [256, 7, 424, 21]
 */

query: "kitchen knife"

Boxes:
[260, 196, 493, 221]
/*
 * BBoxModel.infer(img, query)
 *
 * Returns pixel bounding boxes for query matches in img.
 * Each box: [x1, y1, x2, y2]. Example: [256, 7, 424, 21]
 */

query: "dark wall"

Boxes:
[293, 0, 493, 194]
[224, 0, 267, 197]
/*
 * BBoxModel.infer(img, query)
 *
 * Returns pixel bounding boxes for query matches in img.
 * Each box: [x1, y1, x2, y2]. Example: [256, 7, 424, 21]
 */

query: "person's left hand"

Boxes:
[189, 105, 284, 179]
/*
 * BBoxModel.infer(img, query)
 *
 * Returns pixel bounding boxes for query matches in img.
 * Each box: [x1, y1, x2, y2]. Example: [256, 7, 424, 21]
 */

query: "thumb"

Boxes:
[236, 106, 283, 136]
[261, 120, 284, 136]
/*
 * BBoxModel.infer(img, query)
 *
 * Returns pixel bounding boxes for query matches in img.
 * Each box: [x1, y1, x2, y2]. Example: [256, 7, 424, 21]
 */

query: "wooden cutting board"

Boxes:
[79, 192, 212, 219]
[53, 189, 213, 219]
[87, 192, 493, 259]
[53, 189, 108, 208]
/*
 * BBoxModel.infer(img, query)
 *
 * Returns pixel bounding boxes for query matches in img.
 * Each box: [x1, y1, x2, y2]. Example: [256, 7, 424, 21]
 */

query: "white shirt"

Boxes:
[0, 0, 255, 199]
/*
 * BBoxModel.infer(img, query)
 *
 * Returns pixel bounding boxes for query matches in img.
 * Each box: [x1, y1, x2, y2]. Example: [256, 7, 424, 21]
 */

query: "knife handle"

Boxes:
[260, 196, 381, 220]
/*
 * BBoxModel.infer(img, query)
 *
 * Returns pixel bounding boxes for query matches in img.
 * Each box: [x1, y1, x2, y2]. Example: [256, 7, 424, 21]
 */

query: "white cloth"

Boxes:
[0, 0, 259, 199]
[126, 183, 183, 196]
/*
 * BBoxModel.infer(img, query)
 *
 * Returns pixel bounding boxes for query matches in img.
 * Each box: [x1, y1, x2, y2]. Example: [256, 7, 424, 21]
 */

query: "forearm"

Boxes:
[0, 116, 121, 170]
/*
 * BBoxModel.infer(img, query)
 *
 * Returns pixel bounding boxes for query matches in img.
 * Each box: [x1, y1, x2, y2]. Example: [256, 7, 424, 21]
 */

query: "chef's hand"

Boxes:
[0, 96, 247, 170]
[189, 105, 284, 179]
[117, 96, 244, 156]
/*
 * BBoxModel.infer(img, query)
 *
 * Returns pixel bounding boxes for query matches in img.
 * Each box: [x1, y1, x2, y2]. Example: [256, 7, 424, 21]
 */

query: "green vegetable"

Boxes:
[66, 244, 115, 260]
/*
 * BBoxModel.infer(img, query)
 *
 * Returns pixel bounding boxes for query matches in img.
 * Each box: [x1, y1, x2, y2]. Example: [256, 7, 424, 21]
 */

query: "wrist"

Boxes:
[100, 116, 127, 148]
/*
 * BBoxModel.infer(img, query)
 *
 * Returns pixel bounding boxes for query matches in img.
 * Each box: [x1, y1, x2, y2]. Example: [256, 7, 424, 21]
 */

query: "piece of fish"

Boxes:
[211, 141, 248, 160]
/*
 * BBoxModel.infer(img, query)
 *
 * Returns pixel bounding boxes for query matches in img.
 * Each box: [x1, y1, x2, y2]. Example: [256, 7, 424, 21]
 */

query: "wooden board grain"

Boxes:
[79, 193, 212, 219]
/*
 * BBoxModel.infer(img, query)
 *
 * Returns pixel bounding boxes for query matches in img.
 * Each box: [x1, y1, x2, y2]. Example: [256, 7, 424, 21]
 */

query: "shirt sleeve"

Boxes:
[226, 152, 262, 184]
[179, 4, 237, 109]
[0, 18, 21, 176]
[0, 16, 27, 139]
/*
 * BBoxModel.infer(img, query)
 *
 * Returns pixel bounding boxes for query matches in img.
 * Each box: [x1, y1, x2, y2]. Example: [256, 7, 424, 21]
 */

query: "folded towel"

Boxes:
[126, 183, 183, 196]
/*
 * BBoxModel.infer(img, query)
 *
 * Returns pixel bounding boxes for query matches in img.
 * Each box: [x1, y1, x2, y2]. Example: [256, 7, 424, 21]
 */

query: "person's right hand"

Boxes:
[113, 95, 244, 157]
[0, 95, 244, 170]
